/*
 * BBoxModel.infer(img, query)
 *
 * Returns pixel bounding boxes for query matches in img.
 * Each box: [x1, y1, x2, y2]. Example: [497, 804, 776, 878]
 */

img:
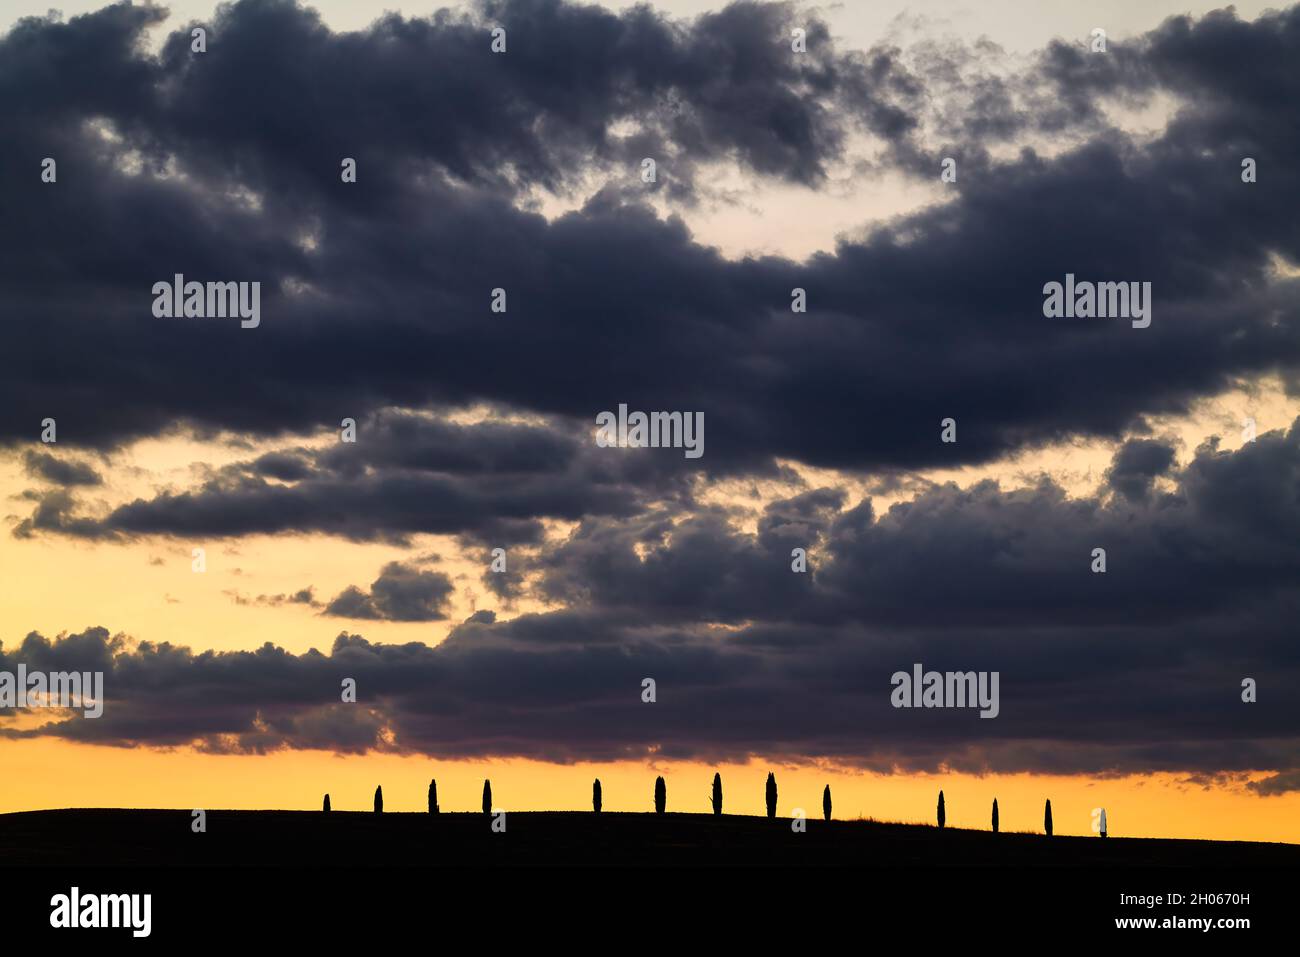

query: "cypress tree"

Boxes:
[823, 785, 831, 822]
[711, 773, 722, 816]
[593, 778, 602, 814]
[1044, 799, 1053, 837]
[323, 793, 331, 813]
[937, 790, 945, 829]
[374, 785, 383, 814]
[482, 780, 492, 815]
[765, 772, 777, 819]
[428, 779, 438, 814]
[992, 798, 999, 833]
[654, 775, 666, 814]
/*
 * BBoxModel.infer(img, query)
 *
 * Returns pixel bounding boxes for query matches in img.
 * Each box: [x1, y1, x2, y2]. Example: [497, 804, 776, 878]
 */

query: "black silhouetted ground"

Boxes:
[2, 809, 1297, 866]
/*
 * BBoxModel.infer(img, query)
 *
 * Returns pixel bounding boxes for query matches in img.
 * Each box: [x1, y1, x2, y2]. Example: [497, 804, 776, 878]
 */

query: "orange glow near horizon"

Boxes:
[4, 391, 1300, 847]
[2, 739, 1297, 844]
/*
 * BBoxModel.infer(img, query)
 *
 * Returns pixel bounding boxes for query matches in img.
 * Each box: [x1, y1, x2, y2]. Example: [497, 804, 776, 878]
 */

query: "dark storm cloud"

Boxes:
[250, 451, 313, 481]
[482, 550, 527, 602]
[4, 0, 1300, 793]
[12, 488, 112, 539]
[29, 409, 753, 543]
[3, 609, 1295, 778]
[535, 489, 844, 625]
[22, 450, 103, 486]
[322, 561, 455, 622]
[1249, 770, 1300, 796]
[1037, 6, 1300, 115]
[534, 420, 1300, 631]
[1105, 437, 1177, 501]
[90, 471, 556, 544]
[4, 425, 1299, 787]
[1, 1, 1297, 476]
[146, 0, 899, 199]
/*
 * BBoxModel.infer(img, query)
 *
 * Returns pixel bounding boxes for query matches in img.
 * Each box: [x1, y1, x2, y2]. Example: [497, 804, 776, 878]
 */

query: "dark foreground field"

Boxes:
[2, 809, 1297, 867]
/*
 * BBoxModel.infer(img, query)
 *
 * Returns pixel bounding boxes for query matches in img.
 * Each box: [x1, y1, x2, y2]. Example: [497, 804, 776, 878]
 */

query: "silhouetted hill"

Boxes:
[2, 809, 1296, 867]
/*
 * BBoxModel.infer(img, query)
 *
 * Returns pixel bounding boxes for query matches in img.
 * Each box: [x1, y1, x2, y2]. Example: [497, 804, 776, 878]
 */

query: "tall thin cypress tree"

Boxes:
[937, 790, 945, 829]
[765, 772, 777, 819]
[428, 779, 438, 814]
[323, 793, 331, 813]
[822, 785, 831, 822]
[1044, 799, 1053, 837]
[654, 775, 666, 814]
[593, 778, 602, 814]
[992, 798, 999, 833]
[374, 785, 383, 814]
[482, 779, 492, 815]
[711, 773, 722, 816]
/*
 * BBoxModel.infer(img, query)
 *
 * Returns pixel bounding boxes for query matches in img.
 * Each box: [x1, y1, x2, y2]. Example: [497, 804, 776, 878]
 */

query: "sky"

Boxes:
[2, 0, 1300, 842]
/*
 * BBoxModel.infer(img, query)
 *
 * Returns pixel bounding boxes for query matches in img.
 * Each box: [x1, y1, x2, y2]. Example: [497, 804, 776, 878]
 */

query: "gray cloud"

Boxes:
[323, 562, 455, 622]
[3, 0, 1300, 794]
[1105, 438, 1177, 502]
[2, 2, 1298, 476]
[18, 409, 755, 544]
[3, 425, 1298, 786]
[22, 450, 103, 487]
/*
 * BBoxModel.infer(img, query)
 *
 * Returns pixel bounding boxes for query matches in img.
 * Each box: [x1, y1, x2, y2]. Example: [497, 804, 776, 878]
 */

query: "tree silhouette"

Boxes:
[823, 785, 831, 822]
[765, 772, 777, 819]
[654, 776, 666, 814]
[992, 798, 999, 833]
[711, 773, 722, 816]
[428, 779, 438, 814]
[937, 790, 945, 829]
[323, 793, 331, 813]
[593, 778, 602, 814]
[482, 780, 492, 815]
[1044, 799, 1053, 837]
[374, 785, 383, 814]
